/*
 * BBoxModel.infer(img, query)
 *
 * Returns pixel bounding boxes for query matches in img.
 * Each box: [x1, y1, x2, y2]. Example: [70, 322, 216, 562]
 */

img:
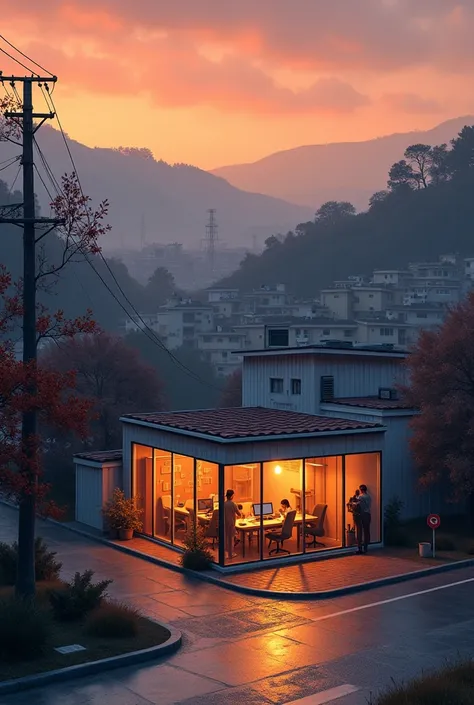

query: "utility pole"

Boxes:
[203, 208, 218, 276]
[0, 73, 60, 597]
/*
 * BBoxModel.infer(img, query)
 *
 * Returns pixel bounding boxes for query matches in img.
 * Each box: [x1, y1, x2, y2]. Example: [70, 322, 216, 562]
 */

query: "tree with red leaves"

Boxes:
[42, 331, 165, 450]
[0, 169, 109, 597]
[219, 368, 242, 408]
[403, 291, 474, 528]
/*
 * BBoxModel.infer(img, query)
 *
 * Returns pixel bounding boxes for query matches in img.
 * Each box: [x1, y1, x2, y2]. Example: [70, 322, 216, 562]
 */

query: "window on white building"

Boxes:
[291, 378, 301, 395]
[380, 328, 394, 336]
[270, 377, 284, 394]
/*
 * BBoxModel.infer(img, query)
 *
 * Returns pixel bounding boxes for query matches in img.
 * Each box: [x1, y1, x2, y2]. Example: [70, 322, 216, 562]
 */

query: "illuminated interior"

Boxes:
[132, 444, 381, 566]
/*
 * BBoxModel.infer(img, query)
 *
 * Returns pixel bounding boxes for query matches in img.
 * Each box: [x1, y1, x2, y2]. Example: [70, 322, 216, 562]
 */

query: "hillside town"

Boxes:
[124, 252, 474, 376]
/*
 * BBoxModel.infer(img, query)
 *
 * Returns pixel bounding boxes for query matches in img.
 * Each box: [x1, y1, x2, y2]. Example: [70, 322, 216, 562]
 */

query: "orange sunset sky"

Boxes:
[1, 0, 474, 169]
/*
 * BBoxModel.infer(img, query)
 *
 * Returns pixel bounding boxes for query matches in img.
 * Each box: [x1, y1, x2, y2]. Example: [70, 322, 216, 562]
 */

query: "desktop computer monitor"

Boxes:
[253, 502, 273, 517]
[198, 498, 213, 512]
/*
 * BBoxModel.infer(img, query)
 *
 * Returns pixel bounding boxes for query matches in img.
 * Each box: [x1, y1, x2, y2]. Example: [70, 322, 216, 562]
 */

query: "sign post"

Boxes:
[427, 514, 441, 558]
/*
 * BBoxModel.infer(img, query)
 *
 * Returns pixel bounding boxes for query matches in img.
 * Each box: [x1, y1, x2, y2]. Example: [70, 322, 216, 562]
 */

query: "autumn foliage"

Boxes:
[403, 292, 474, 506]
[0, 266, 94, 517]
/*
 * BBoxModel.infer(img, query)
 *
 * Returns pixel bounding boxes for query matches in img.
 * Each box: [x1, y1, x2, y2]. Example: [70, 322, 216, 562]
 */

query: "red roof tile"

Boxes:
[74, 450, 123, 463]
[330, 397, 415, 411]
[122, 407, 382, 440]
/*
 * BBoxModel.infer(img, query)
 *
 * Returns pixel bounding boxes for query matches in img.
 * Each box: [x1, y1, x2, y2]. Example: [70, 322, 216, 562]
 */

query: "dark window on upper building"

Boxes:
[182, 312, 195, 323]
[291, 378, 302, 395]
[267, 328, 289, 347]
[270, 377, 284, 394]
[322, 329, 330, 336]
[320, 375, 334, 402]
[344, 329, 352, 337]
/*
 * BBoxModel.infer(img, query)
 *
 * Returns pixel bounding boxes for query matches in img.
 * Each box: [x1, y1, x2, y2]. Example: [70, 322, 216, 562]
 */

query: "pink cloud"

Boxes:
[381, 93, 443, 114]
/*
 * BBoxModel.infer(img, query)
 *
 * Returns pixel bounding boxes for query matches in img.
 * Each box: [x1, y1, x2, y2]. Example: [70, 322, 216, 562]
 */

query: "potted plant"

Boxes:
[103, 488, 143, 540]
[181, 521, 213, 571]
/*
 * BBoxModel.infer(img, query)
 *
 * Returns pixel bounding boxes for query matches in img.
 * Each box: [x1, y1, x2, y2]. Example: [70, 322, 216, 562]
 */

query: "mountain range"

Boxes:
[0, 126, 312, 249]
[212, 116, 474, 209]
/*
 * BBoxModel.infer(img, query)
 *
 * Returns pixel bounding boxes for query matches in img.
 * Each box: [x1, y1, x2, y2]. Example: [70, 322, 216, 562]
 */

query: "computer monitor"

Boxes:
[198, 498, 213, 512]
[253, 502, 274, 517]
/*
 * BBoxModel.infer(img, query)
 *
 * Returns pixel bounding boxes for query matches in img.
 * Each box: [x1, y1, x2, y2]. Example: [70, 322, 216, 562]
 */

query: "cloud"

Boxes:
[381, 93, 443, 114]
[1, 1, 474, 114]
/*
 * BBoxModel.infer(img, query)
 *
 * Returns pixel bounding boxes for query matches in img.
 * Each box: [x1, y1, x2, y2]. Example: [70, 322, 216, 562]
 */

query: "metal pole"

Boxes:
[16, 77, 37, 598]
[432, 528, 436, 558]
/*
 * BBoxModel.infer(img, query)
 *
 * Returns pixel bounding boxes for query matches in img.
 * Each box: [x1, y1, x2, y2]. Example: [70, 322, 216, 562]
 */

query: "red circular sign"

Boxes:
[427, 514, 441, 530]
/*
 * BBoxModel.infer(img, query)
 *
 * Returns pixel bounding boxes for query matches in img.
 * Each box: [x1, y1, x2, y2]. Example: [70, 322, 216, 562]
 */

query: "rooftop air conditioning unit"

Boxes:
[378, 387, 398, 400]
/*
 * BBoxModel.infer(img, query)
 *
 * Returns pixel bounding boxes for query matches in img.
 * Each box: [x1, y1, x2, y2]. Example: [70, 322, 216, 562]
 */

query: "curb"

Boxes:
[47, 512, 474, 601]
[0, 623, 182, 696]
[2, 501, 474, 601]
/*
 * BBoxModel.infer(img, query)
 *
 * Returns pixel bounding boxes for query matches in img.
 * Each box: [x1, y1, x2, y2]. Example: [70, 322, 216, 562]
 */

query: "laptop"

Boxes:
[197, 498, 213, 513]
[252, 502, 274, 519]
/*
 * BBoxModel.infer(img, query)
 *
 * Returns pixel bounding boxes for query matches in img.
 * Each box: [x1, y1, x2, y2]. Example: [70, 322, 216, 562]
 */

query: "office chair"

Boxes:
[304, 503, 327, 548]
[265, 510, 296, 555]
[204, 509, 219, 548]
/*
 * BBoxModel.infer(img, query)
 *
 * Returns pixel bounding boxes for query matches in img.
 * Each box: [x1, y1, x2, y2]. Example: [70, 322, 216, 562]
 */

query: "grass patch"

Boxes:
[375, 661, 474, 704]
[0, 584, 170, 683]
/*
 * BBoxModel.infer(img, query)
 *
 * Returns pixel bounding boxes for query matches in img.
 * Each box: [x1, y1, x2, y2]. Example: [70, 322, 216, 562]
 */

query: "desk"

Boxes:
[235, 513, 318, 557]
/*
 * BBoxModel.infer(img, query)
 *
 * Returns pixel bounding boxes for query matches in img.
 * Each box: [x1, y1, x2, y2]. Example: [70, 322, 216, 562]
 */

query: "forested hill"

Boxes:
[215, 126, 474, 299]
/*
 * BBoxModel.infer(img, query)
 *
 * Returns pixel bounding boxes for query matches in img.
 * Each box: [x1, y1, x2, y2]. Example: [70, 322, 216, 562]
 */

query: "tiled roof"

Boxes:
[74, 449, 123, 463]
[329, 397, 415, 411]
[122, 407, 382, 440]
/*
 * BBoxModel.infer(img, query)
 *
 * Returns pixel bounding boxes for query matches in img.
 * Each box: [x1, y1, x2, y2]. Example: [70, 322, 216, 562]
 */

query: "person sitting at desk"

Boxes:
[279, 499, 292, 517]
[224, 489, 242, 559]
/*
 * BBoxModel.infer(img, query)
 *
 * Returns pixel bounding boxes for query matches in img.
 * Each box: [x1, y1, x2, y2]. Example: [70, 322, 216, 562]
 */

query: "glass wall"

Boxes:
[304, 456, 343, 553]
[345, 453, 381, 545]
[133, 444, 153, 535]
[132, 444, 381, 566]
[173, 454, 194, 547]
[223, 464, 262, 566]
[196, 460, 219, 561]
[153, 449, 172, 543]
[262, 459, 303, 559]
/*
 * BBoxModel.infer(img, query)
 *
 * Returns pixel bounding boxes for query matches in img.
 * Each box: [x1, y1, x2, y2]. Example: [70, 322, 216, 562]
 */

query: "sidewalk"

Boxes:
[68, 524, 472, 598]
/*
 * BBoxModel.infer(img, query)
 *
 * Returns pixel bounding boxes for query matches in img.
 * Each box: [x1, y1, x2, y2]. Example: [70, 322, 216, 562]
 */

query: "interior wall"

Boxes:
[133, 444, 153, 535]
[262, 460, 302, 513]
[345, 452, 381, 542]
[306, 456, 342, 542]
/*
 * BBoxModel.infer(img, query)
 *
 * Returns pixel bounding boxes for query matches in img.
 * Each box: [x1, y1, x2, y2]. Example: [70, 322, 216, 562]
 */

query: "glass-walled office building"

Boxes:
[125, 408, 384, 568]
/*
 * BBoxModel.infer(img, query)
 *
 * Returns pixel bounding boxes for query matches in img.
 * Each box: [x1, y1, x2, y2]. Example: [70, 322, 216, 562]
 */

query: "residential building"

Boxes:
[156, 298, 214, 350]
[197, 329, 246, 376]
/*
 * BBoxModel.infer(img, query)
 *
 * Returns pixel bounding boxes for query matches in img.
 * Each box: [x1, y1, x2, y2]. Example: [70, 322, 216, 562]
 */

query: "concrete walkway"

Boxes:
[2, 504, 474, 705]
[76, 529, 468, 597]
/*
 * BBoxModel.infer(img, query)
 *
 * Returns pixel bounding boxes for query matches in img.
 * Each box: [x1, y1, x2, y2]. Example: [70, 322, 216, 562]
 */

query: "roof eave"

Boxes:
[120, 416, 385, 443]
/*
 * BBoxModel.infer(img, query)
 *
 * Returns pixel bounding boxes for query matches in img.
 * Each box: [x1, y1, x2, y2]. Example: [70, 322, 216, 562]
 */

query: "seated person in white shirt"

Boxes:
[279, 498, 291, 517]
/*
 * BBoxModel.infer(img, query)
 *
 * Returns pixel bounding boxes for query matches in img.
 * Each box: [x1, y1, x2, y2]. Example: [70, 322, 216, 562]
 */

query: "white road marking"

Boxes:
[286, 684, 359, 704]
[310, 576, 474, 624]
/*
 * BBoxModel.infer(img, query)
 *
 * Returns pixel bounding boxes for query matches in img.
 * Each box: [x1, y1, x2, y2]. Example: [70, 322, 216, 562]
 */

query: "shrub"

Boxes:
[0, 542, 17, 585]
[383, 496, 404, 546]
[33, 537, 62, 581]
[103, 488, 143, 532]
[86, 601, 140, 638]
[180, 521, 213, 571]
[375, 661, 474, 705]
[50, 569, 112, 621]
[0, 537, 62, 586]
[435, 537, 456, 551]
[0, 598, 51, 661]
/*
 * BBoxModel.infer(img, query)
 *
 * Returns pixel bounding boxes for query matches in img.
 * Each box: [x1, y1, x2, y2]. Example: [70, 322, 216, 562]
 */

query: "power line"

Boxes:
[0, 45, 37, 75]
[0, 34, 53, 77]
[43, 87, 220, 390]
[0, 155, 20, 172]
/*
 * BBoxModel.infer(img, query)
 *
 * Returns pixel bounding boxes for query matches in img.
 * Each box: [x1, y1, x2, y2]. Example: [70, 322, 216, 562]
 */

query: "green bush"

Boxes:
[86, 601, 140, 638]
[0, 538, 62, 586]
[50, 569, 112, 621]
[0, 598, 51, 662]
[180, 521, 213, 571]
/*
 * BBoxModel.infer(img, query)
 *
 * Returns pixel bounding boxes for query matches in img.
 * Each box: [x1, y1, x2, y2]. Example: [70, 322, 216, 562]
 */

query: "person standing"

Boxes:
[357, 484, 372, 554]
[224, 489, 241, 560]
